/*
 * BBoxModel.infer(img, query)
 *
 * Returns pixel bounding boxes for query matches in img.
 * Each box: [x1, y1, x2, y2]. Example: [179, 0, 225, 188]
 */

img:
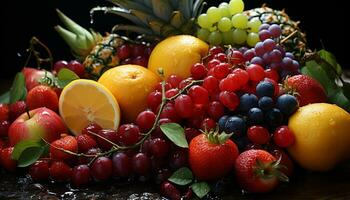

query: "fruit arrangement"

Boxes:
[1, 0, 350, 199]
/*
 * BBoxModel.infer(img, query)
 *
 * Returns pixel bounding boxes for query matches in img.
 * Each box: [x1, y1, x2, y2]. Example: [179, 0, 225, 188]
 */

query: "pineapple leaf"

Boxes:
[160, 24, 177, 37]
[178, 0, 191, 20]
[193, 0, 205, 17]
[180, 19, 196, 34]
[169, 0, 179, 9]
[112, 24, 153, 35]
[148, 20, 163, 35]
[131, 9, 159, 27]
[93, 6, 145, 27]
[151, 0, 173, 22]
[187, 0, 194, 18]
[108, 0, 151, 14]
[143, 0, 152, 8]
[170, 11, 184, 28]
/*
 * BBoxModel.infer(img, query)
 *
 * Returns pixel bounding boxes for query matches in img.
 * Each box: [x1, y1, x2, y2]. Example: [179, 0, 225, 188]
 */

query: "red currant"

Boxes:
[219, 77, 240, 92]
[71, 164, 91, 187]
[184, 128, 201, 143]
[0, 147, 16, 172]
[117, 124, 141, 146]
[76, 134, 98, 153]
[203, 76, 219, 95]
[207, 59, 221, 70]
[247, 126, 270, 144]
[265, 69, 279, 83]
[207, 101, 225, 120]
[246, 64, 265, 82]
[191, 63, 207, 80]
[231, 68, 249, 87]
[167, 75, 183, 88]
[91, 156, 113, 181]
[209, 46, 224, 55]
[29, 160, 50, 181]
[215, 53, 228, 62]
[219, 91, 239, 111]
[117, 44, 131, 60]
[50, 161, 72, 182]
[200, 118, 216, 131]
[178, 77, 194, 89]
[174, 94, 193, 118]
[212, 63, 230, 79]
[188, 85, 209, 106]
[152, 118, 172, 139]
[155, 81, 172, 91]
[81, 123, 102, 137]
[273, 126, 295, 148]
[136, 110, 156, 132]
[228, 50, 244, 65]
[165, 88, 179, 98]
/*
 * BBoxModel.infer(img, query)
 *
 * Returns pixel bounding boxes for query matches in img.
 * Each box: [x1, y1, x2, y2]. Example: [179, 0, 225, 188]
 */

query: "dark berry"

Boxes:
[256, 80, 275, 98]
[112, 152, 132, 178]
[150, 138, 170, 158]
[265, 108, 283, 127]
[132, 153, 151, 175]
[258, 96, 274, 111]
[91, 156, 113, 181]
[71, 165, 91, 187]
[224, 116, 246, 136]
[238, 93, 258, 112]
[247, 107, 264, 124]
[218, 115, 229, 131]
[276, 94, 299, 116]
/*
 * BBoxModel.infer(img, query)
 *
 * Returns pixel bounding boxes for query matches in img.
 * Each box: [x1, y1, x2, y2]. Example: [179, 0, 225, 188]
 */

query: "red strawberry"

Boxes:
[26, 85, 59, 112]
[0, 104, 10, 121]
[286, 75, 327, 106]
[50, 136, 78, 161]
[49, 161, 73, 182]
[9, 101, 27, 121]
[76, 134, 98, 153]
[189, 132, 239, 180]
[0, 147, 17, 172]
[235, 149, 288, 193]
[29, 159, 50, 181]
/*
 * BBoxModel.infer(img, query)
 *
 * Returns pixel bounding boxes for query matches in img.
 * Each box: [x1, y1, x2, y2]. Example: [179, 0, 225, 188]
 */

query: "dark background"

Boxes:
[1, 0, 346, 79]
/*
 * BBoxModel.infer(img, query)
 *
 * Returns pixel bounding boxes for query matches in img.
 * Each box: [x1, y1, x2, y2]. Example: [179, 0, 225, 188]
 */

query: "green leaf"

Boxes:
[168, 167, 193, 185]
[329, 90, 350, 112]
[160, 123, 188, 148]
[56, 68, 79, 88]
[0, 91, 10, 104]
[12, 139, 45, 167]
[9, 72, 27, 104]
[191, 182, 210, 198]
[218, 132, 233, 144]
[342, 82, 350, 101]
[318, 50, 342, 75]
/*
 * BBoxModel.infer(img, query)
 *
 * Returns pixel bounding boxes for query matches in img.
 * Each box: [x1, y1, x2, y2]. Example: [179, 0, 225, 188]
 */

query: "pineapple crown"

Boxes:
[91, 0, 206, 41]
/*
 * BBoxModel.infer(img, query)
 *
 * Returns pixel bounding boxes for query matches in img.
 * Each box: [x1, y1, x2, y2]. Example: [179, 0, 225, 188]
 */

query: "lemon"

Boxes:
[98, 65, 160, 122]
[288, 103, 350, 171]
[59, 79, 120, 135]
[148, 35, 209, 79]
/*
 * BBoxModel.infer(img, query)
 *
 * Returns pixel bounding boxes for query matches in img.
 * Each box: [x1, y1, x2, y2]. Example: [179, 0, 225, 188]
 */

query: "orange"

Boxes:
[98, 65, 160, 122]
[58, 79, 120, 135]
[288, 103, 350, 171]
[148, 35, 209, 80]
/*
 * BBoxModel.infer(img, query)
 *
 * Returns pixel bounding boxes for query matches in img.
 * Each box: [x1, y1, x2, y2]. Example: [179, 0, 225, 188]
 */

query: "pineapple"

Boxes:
[244, 5, 311, 59]
[55, 0, 205, 80]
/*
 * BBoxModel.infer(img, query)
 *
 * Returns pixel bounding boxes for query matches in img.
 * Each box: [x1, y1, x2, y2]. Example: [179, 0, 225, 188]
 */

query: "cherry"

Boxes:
[160, 181, 181, 200]
[219, 91, 239, 111]
[207, 101, 225, 120]
[53, 60, 68, 74]
[265, 69, 279, 83]
[155, 81, 172, 92]
[231, 68, 249, 87]
[29, 160, 50, 181]
[203, 76, 219, 94]
[96, 129, 118, 150]
[132, 153, 151, 176]
[167, 75, 183, 88]
[212, 63, 230, 79]
[132, 56, 148, 67]
[160, 103, 181, 122]
[122, 58, 133, 65]
[188, 85, 209, 106]
[117, 124, 141, 146]
[184, 128, 201, 143]
[117, 44, 131, 60]
[273, 126, 295, 148]
[49, 161, 72, 182]
[165, 88, 179, 98]
[0, 120, 10, 137]
[192, 104, 206, 119]
[215, 53, 228, 62]
[131, 44, 146, 57]
[247, 126, 270, 144]
[78, 148, 101, 165]
[228, 50, 244, 65]
[154, 168, 172, 184]
[112, 152, 132, 178]
[147, 91, 162, 112]
[246, 64, 265, 82]
[136, 110, 156, 132]
[174, 94, 193, 118]
[209, 46, 224, 55]
[191, 63, 207, 80]
[200, 118, 216, 131]
[169, 149, 188, 170]
[91, 156, 113, 181]
[219, 76, 240, 92]
[76, 134, 98, 153]
[178, 77, 194, 89]
[150, 138, 170, 158]
[71, 164, 91, 187]
[186, 116, 204, 129]
[67, 60, 85, 78]
[152, 118, 172, 139]
[81, 123, 102, 137]
[207, 59, 221, 70]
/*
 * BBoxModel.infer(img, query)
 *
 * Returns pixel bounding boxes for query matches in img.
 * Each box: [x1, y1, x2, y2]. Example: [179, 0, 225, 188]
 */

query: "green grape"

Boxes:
[218, 17, 232, 32]
[209, 26, 218, 32]
[218, 3, 231, 18]
[207, 7, 222, 24]
[208, 31, 222, 45]
[231, 13, 248, 29]
[247, 18, 262, 33]
[232, 28, 247, 44]
[197, 28, 210, 42]
[247, 32, 260, 47]
[197, 14, 212, 29]
[228, 0, 244, 15]
[222, 29, 235, 45]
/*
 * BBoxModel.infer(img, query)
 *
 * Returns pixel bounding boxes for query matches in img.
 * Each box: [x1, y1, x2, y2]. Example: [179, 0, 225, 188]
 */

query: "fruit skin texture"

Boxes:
[0, 147, 17, 172]
[22, 67, 54, 91]
[189, 134, 239, 180]
[288, 103, 350, 171]
[8, 107, 67, 146]
[286, 75, 327, 106]
[235, 149, 280, 193]
[50, 136, 78, 161]
[148, 35, 209, 80]
[98, 65, 160, 122]
[0, 104, 9, 121]
[9, 101, 27, 122]
[26, 85, 59, 112]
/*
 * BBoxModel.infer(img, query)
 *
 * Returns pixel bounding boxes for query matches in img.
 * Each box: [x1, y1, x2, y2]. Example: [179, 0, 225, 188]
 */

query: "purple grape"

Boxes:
[254, 42, 265, 56]
[275, 45, 286, 57]
[239, 47, 249, 53]
[268, 24, 282, 38]
[263, 39, 276, 52]
[281, 57, 293, 70]
[251, 56, 264, 66]
[269, 49, 282, 63]
[259, 23, 270, 31]
[285, 52, 295, 59]
[259, 30, 272, 41]
[270, 62, 282, 71]
[291, 60, 300, 71]
[244, 49, 256, 61]
[262, 53, 271, 64]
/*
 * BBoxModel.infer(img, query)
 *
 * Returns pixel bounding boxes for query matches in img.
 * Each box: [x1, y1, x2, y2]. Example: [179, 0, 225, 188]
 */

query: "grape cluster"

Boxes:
[243, 23, 301, 79]
[196, 0, 262, 47]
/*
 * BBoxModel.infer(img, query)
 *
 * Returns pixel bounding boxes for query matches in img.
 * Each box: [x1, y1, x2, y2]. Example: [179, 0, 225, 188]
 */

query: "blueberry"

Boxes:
[256, 80, 275, 98]
[247, 107, 264, 124]
[235, 136, 250, 152]
[276, 94, 299, 115]
[238, 94, 258, 112]
[258, 96, 274, 111]
[224, 116, 246, 136]
[265, 108, 283, 127]
[218, 115, 229, 131]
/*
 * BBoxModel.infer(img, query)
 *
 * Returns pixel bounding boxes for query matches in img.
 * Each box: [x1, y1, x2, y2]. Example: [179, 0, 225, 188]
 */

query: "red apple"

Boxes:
[22, 67, 54, 91]
[8, 107, 67, 146]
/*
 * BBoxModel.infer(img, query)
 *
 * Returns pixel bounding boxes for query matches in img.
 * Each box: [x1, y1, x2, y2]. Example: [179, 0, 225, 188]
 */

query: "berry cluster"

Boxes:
[117, 43, 153, 67]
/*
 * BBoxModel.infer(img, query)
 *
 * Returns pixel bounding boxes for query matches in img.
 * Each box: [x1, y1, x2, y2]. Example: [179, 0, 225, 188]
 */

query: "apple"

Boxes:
[22, 67, 54, 91]
[8, 107, 67, 146]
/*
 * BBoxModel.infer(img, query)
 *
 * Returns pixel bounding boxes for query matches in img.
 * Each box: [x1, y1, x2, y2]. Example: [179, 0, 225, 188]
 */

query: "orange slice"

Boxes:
[59, 79, 120, 135]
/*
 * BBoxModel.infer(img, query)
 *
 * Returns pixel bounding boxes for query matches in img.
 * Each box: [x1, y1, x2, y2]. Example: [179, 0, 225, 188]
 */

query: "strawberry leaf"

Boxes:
[160, 123, 188, 148]
[168, 167, 193, 186]
[11, 139, 45, 167]
[9, 72, 27, 104]
[191, 182, 210, 198]
[0, 91, 10, 104]
[318, 49, 342, 75]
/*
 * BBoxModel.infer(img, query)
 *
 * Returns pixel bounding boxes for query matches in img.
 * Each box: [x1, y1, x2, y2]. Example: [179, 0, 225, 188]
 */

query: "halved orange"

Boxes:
[59, 79, 120, 135]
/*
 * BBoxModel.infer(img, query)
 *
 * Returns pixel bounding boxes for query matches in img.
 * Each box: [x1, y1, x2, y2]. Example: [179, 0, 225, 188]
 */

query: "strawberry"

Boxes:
[0, 147, 17, 172]
[9, 101, 27, 121]
[286, 75, 327, 106]
[0, 104, 10, 121]
[26, 85, 59, 112]
[50, 135, 78, 161]
[49, 161, 73, 182]
[235, 149, 288, 193]
[0, 120, 10, 137]
[76, 134, 98, 153]
[189, 131, 239, 180]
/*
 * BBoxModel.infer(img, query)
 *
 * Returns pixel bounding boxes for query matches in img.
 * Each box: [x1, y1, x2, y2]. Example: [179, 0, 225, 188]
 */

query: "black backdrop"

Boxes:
[1, 0, 346, 79]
